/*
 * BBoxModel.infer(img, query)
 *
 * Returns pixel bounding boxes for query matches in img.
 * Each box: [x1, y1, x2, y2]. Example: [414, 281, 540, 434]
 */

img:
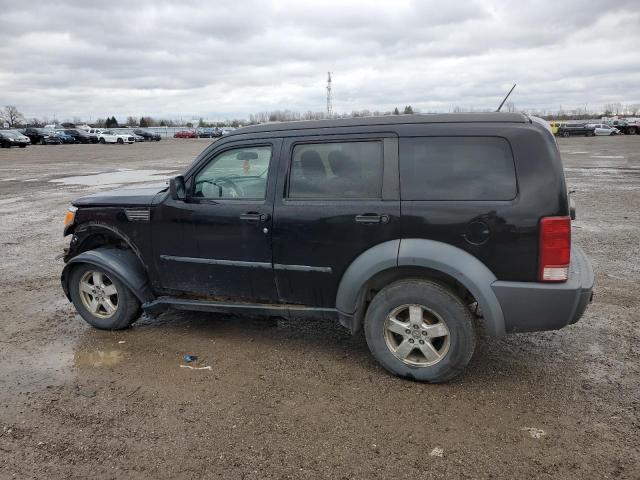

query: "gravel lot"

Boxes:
[0, 136, 638, 479]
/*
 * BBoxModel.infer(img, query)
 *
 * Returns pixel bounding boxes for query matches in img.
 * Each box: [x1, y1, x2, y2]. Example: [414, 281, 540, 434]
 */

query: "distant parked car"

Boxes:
[54, 130, 78, 144]
[97, 130, 135, 144]
[556, 123, 595, 137]
[0, 129, 31, 148]
[121, 130, 145, 142]
[588, 124, 619, 136]
[133, 129, 161, 141]
[63, 129, 96, 144]
[174, 130, 197, 138]
[197, 128, 216, 138]
[22, 127, 62, 145]
[221, 128, 236, 136]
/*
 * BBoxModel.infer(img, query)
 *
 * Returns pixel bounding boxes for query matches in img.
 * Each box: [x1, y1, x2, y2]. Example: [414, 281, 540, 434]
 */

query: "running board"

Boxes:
[143, 297, 338, 320]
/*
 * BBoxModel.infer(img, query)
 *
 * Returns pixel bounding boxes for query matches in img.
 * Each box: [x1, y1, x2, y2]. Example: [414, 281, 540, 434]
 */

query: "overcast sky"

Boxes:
[1, 0, 639, 121]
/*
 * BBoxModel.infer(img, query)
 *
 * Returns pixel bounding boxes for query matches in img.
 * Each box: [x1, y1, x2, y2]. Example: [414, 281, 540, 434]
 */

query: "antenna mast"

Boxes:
[326, 72, 333, 118]
[496, 83, 517, 112]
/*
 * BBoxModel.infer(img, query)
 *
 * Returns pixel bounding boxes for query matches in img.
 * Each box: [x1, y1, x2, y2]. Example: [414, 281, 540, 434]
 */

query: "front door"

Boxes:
[152, 139, 281, 301]
[272, 134, 401, 307]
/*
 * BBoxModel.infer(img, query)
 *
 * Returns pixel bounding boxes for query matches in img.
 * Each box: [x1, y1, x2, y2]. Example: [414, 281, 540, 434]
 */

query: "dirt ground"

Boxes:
[0, 136, 638, 479]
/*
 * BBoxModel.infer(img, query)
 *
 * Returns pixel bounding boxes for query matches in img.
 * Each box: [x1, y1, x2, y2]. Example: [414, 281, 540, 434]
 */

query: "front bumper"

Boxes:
[491, 245, 594, 333]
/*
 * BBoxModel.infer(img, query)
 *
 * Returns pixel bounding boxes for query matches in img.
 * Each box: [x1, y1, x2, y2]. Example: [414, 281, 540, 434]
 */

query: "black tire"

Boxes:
[40, 138, 46, 145]
[19, 144, 26, 148]
[117, 138, 124, 144]
[364, 279, 476, 383]
[69, 263, 141, 330]
[99, 138, 105, 144]
[562, 131, 570, 138]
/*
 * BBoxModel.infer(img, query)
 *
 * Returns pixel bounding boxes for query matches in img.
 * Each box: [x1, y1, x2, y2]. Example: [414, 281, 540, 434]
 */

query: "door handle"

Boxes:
[355, 214, 389, 224]
[240, 212, 270, 223]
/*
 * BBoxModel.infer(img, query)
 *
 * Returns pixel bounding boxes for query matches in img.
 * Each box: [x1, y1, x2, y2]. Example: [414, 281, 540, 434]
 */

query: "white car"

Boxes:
[97, 130, 135, 144]
[588, 124, 619, 136]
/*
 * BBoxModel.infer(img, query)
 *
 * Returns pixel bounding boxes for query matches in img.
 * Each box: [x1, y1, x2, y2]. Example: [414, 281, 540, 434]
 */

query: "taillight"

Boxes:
[538, 216, 571, 282]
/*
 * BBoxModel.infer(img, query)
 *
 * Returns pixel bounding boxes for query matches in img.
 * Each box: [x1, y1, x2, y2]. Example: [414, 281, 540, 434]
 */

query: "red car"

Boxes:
[173, 130, 197, 138]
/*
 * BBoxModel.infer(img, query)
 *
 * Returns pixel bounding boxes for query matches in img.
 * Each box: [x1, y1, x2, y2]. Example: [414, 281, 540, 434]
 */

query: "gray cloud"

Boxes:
[0, 0, 638, 120]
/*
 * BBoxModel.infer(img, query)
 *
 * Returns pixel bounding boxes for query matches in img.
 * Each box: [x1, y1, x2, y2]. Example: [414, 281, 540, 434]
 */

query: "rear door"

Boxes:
[272, 133, 400, 307]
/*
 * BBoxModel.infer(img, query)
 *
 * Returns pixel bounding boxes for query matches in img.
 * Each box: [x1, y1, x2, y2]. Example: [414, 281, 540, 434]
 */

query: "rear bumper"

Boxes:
[491, 245, 594, 333]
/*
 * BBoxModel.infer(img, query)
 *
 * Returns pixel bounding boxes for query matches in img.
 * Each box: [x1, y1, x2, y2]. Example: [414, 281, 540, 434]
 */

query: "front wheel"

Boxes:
[117, 138, 124, 144]
[562, 131, 570, 137]
[69, 264, 141, 330]
[364, 279, 476, 383]
[99, 138, 105, 144]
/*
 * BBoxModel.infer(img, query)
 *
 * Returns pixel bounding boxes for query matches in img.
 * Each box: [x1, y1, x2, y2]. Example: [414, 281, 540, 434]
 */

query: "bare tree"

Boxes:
[1, 105, 25, 127]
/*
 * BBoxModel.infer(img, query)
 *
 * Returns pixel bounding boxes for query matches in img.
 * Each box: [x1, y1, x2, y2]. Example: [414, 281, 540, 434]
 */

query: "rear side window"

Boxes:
[288, 141, 383, 199]
[400, 137, 517, 201]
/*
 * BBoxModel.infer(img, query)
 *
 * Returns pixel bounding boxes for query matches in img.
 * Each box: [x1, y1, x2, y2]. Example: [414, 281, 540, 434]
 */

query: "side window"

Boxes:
[194, 146, 272, 199]
[400, 137, 517, 201]
[288, 141, 383, 199]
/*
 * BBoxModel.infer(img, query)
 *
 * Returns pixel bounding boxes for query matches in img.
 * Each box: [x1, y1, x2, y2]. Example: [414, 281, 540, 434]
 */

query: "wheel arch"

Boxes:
[336, 238, 506, 337]
[69, 223, 144, 263]
[61, 247, 154, 305]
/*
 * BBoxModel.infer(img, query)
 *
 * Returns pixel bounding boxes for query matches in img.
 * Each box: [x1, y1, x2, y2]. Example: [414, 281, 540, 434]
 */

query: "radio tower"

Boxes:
[326, 72, 333, 118]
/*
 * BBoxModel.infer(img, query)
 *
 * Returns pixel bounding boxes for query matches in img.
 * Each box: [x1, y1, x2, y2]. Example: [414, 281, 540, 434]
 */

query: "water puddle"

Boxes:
[50, 169, 177, 186]
[591, 155, 625, 159]
[74, 350, 124, 367]
[0, 196, 24, 205]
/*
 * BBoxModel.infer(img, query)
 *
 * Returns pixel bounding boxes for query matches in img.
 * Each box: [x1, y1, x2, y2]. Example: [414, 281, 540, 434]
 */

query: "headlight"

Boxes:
[64, 206, 78, 227]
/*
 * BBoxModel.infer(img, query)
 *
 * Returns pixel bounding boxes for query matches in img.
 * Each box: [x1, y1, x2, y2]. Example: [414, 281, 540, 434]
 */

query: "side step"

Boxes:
[143, 296, 338, 320]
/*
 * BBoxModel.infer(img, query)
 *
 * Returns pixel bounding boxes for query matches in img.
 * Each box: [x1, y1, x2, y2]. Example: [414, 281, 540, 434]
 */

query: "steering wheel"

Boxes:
[198, 177, 244, 198]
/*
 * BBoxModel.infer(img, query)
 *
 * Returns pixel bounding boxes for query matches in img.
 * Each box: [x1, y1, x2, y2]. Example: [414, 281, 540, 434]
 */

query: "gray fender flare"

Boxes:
[61, 247, 154, 304]
[335, 239, 506, 336]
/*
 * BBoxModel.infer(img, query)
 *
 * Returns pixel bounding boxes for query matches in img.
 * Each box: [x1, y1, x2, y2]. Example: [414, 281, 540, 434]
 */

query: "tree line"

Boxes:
[3, 102, 640, 129]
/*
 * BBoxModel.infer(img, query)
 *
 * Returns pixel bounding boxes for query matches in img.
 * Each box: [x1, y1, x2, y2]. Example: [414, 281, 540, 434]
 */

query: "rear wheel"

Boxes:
[69, 264, 141, 330]
[117, 138, 124, 144]
[99, 138, 105, 144]
[563, 131, 570, 137]
[364, 279, 476, 383]
[40, 138, 46, 145]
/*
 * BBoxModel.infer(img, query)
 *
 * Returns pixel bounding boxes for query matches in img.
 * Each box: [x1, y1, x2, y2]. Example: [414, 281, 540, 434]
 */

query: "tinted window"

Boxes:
[194, 146, 271, 199]
[400, 137, 517, 201]
[288, 141, 383, 199]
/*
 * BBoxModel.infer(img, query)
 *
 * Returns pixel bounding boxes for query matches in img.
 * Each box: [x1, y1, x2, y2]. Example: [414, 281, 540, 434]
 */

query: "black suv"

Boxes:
[557, 123, 595, 137]
[23, 127, 62, 145]
[60, 113, 593, 382]
[133, 129, 161, 141]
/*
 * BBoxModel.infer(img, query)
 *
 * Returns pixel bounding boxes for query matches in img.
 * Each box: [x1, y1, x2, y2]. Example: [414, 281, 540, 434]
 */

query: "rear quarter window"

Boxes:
[399, 137, 517, 201]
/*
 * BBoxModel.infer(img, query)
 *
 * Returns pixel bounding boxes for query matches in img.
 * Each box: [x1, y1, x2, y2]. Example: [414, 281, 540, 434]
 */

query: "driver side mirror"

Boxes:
[169, 175, 186, 201]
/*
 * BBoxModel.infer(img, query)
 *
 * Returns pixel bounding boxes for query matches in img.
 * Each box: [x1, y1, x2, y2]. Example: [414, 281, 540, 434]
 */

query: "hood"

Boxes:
[73, 184, 167, 207]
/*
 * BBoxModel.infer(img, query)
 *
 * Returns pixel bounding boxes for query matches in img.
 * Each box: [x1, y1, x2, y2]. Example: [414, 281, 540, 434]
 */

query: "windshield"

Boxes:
[3, 130, 22, 138]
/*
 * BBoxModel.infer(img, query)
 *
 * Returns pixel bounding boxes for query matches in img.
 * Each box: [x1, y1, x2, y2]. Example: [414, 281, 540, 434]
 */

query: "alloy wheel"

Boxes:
[383, 304, 450, 366]
[78, 270, 119, 319]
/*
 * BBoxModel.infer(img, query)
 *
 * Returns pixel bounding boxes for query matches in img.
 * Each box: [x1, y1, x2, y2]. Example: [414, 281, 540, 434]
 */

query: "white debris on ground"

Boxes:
[180, 365, 213, 371]
[521, 427, 547, 439]
[430, 447, 444, 457]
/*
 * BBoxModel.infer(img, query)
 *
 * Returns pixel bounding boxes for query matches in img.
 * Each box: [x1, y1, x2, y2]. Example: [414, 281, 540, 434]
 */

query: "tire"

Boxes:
[364, 279, 476, 383]
[69, 263, 141, 330]
[19, 144, 26, 148]
[40, 138, 46, 145]
[99, 138, 105, 144]
[562, 131, 570, 138]
[117, 138, 124, 144]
